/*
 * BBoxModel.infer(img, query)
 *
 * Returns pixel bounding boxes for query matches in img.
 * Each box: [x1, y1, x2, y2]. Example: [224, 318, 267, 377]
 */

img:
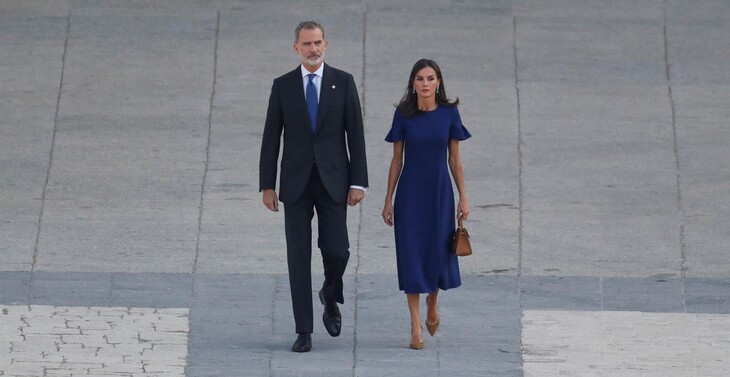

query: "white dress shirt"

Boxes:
[300, 64, 323, 101]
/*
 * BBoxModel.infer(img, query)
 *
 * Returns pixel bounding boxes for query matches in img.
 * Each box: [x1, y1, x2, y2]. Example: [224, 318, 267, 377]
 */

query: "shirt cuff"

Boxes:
[350, 185, 367, 192]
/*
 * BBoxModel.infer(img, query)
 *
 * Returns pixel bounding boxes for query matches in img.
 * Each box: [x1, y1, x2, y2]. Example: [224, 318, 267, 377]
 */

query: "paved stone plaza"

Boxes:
[1, 0, 729, 376]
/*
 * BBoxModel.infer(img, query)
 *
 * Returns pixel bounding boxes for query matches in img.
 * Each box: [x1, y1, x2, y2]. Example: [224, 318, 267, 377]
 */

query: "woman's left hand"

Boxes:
[382, 201, 395, 226]
[457, 199, 469, 221]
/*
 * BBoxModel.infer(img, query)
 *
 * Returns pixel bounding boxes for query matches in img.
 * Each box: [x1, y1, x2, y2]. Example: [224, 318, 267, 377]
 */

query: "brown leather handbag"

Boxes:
[451, 219, 472, 256]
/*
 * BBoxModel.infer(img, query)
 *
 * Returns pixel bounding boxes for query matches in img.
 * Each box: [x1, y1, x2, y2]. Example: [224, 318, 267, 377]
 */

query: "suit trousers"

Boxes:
[284, 166, 350, 334]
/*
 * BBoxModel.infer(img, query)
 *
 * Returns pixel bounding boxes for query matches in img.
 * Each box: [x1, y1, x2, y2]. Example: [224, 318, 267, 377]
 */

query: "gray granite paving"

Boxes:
[3, 272, 730, 376]
[1, 0, 730, 376]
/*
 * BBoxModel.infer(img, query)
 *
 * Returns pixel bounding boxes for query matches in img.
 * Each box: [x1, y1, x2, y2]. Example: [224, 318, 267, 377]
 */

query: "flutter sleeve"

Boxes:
[449, 106, 472, 141]
[385, 109, 405, 142]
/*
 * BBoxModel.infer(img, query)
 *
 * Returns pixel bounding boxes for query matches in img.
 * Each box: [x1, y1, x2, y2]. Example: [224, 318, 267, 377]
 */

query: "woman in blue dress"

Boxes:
[382, 59, 471, 349]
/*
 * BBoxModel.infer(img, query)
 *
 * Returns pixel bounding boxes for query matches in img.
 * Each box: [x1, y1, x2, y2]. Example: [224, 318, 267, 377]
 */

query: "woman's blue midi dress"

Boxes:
[385, 105, 471, 293]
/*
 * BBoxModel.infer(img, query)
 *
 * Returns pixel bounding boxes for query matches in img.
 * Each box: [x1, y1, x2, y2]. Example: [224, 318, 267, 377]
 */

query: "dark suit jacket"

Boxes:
[259, 64, 368, 204]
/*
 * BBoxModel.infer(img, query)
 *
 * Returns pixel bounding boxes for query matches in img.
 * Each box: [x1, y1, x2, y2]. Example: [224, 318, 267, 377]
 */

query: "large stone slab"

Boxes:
[516, 5, 681, 277]
[34, 2, 217, 272]
[666, 1, 730, 277]
[0, 4, 69, 271]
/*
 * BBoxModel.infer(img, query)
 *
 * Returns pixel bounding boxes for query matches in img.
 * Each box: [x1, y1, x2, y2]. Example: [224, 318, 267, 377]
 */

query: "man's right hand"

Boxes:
[262, 189, 279, 212]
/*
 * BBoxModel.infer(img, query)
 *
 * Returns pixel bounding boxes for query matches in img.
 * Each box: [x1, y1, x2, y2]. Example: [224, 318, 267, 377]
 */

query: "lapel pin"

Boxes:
[332, 85, 336, 89]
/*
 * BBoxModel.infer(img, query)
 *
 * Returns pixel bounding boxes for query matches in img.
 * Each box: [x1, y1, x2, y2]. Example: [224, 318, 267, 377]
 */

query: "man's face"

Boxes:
[294, 27, 327, 70]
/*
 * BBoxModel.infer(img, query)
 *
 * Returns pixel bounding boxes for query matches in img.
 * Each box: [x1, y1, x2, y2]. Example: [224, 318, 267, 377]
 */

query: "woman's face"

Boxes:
[412, 67, 440, 100]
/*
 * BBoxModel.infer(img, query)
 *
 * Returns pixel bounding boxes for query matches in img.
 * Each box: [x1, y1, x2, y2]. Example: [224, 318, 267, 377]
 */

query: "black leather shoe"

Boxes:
[319, 289, 341, 337]
[291, 333, 312, 353]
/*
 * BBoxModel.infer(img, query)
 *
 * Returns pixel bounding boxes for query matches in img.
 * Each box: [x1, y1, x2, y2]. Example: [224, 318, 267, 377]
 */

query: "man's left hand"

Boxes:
[347, 188, 365, 207]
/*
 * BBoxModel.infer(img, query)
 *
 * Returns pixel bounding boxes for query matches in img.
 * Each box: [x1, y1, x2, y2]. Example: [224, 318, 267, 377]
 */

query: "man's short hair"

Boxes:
[295, 21, 325, 43]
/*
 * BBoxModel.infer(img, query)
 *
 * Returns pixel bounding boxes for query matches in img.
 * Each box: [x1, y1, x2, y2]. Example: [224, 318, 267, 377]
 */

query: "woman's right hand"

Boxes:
[382, 202, 394, 226]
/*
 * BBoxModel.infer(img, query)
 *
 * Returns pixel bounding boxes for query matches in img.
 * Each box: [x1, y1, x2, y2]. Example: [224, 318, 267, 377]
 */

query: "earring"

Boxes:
[412, 87, 416, 94]
[436, 87, 440, 94]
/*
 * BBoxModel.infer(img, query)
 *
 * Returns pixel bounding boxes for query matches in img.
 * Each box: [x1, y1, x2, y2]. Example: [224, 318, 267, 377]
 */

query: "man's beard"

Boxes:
[305, 52, 324, 66]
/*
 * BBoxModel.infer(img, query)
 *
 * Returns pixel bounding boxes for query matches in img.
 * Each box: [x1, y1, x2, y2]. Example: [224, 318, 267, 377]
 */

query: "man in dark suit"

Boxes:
[259, 21, 368, 353]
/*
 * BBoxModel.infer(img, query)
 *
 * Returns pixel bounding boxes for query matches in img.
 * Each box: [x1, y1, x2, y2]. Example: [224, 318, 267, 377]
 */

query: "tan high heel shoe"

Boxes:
[409, 325, 424, 350]
[425, 295, 440, 336]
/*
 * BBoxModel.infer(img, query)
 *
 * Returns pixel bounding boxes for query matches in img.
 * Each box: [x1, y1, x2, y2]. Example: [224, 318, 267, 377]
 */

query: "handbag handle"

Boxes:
[457, 218, 469, 237]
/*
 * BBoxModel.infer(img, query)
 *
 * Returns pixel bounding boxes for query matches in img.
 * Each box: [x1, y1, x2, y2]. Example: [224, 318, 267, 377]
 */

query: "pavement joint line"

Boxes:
[512, 14, 524, 282]
[185, 11, 220, 372]
[663, 0, 688, 312]
[108, 274, 114, 307]
[351, 8, 368, 377]
[185, 271, 207, 375]
[268, 275, 278, 375]
[30, 2, 71, 283]
[351, 206, 363, 376]
[193, 10, 220, 276]
[513, 14, 527, 377]
[599, 276, 605, 311]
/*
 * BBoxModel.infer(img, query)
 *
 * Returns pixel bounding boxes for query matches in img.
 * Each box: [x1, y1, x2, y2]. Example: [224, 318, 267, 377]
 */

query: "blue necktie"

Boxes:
[306, 73, 318, 132]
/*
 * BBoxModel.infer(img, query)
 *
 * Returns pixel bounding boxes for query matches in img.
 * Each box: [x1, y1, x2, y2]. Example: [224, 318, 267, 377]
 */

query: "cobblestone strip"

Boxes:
[0, 305, 189, 377]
